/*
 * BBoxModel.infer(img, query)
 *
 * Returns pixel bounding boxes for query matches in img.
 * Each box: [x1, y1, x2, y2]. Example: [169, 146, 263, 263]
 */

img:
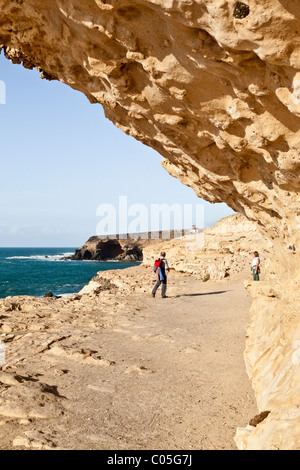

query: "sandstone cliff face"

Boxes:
[73, 213, 268, 279]
[1, 0, 299, 449]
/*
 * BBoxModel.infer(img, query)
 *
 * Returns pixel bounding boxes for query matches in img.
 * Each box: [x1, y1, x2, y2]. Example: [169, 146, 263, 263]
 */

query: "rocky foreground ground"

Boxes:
[0, 214, 268, 450]
[0, 264, 259, 450]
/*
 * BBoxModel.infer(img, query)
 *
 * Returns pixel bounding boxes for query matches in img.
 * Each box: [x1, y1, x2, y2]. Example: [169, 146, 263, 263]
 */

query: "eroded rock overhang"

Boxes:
[1, 0, 300, 450]
[1, 0, 300, 253]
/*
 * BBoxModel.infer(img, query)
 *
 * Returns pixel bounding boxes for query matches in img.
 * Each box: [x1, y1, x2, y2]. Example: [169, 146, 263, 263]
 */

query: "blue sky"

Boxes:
[0, 52, 234, 247]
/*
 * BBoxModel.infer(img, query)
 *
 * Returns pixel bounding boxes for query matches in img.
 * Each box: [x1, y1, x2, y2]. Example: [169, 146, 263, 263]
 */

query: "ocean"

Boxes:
[0, 247, 140, 299]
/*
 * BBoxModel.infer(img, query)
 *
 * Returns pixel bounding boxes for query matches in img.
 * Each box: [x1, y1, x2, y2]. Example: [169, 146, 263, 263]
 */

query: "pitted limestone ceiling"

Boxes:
[0, 0, 299, 247]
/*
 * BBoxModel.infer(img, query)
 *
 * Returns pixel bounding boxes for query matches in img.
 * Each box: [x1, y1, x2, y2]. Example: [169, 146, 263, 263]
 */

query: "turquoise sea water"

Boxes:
[0, 248, 139, 299]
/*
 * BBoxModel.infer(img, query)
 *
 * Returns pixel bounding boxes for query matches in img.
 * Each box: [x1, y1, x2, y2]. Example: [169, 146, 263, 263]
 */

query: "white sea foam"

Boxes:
[6, 252, 74, 261]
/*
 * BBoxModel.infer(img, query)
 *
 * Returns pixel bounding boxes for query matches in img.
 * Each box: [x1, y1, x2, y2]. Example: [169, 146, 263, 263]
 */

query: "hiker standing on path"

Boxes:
[152, 251, 169, 298]
[251, 251, 260, 281]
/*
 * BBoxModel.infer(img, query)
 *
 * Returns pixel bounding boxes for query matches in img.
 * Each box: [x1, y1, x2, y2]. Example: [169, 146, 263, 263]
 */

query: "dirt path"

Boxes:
[0, 269, 257, 450]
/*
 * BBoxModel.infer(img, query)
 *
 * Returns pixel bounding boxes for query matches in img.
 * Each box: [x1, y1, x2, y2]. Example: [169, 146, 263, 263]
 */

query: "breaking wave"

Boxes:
[6, 253, 73, 261]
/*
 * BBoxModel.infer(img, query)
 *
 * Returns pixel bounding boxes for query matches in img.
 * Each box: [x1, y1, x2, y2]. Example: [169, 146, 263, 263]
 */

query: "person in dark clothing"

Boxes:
[152, 251, 170, 298]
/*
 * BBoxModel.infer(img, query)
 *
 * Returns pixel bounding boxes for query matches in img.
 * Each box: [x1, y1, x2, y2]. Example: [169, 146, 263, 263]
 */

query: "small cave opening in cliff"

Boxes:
[96, 240, 125, 260]
[233, 2, 250, 19]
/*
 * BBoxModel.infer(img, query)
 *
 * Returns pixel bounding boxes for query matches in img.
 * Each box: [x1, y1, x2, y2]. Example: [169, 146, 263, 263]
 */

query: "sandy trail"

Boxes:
[0, 268, 257, 450]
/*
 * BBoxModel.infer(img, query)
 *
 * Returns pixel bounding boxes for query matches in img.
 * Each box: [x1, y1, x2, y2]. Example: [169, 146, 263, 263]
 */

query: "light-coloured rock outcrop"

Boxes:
[0, 0, 300, 449]
[142, 213, 269, 280]
[73, 213, 268, 279]
[71, 230, 189, 261]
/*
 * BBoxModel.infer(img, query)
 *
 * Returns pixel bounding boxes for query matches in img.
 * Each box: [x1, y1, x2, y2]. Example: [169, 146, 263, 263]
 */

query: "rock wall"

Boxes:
[70, 230, 191, 261]
[235, 271, 300, 450]
[72, 213, 269, 279]
[0, 0, 299, 449]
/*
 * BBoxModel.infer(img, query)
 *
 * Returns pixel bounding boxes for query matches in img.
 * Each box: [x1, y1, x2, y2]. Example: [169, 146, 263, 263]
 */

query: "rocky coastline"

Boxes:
[70, 230, 192, 262]
[0, 215, 298, 450]
[70, 237, 144, 262]
[0, 214, 262, 450]
[72, 214, 269, 282]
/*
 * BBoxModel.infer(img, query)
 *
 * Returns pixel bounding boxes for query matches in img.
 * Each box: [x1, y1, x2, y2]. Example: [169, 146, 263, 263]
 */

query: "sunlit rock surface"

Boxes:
[142, 213, 269, 280]
[0, 0, 299, 449]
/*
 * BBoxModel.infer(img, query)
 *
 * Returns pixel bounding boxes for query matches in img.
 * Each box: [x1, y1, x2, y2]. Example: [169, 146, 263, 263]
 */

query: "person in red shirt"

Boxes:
[152, 251, 170, 298]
